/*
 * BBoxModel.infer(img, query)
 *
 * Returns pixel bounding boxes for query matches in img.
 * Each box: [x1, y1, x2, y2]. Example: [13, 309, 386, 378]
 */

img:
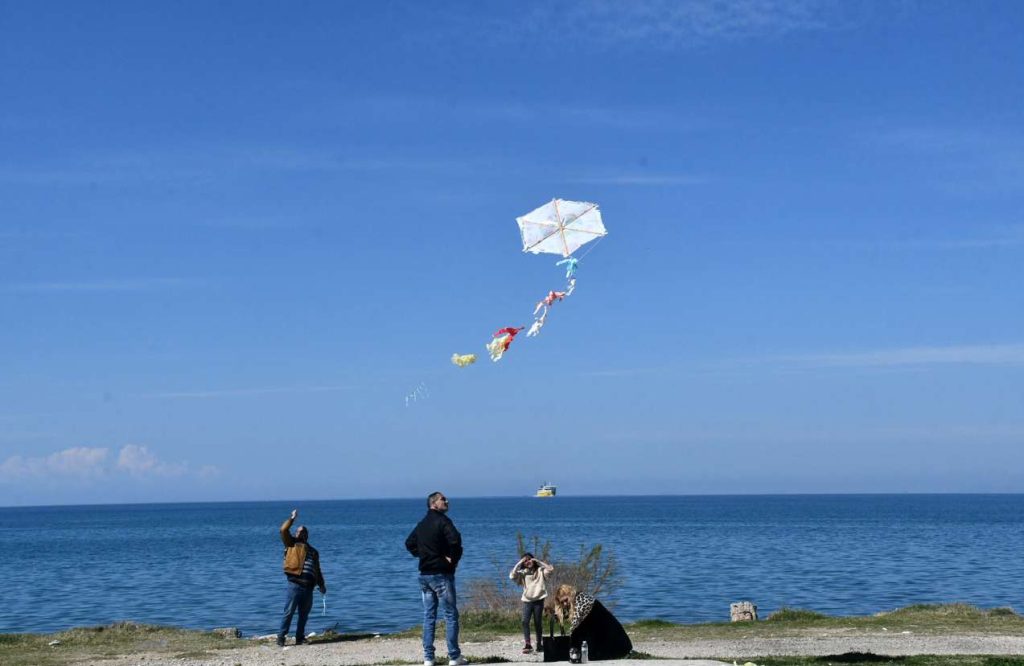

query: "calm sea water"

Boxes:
[3, 495, 1023, 635]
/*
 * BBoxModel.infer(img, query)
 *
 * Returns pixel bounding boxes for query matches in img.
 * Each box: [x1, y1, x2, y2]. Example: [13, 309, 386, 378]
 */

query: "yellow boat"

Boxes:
[535, 482, 557, 498]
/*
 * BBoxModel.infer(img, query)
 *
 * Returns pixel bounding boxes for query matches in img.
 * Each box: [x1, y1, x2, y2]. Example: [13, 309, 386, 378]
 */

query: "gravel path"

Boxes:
[101, 632, 1024, 666]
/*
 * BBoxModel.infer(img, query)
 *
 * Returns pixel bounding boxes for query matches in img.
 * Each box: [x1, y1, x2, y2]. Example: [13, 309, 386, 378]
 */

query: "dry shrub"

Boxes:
[466, 533, 621, 616]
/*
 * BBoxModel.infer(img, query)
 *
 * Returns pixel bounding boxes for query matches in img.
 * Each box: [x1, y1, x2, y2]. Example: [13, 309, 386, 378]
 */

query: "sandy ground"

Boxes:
[99, 632, 1024, 666]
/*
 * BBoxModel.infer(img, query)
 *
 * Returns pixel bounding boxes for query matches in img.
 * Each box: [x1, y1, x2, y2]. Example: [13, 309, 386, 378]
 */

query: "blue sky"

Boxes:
[1, 1, 1022, 506]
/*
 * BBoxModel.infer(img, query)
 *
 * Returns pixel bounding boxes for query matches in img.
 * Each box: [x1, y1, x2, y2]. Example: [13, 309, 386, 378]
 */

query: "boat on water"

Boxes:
[535, 482, 557, 498]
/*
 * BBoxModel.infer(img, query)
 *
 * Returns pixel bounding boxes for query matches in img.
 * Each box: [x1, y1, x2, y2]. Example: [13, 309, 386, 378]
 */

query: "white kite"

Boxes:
[516, 198, 607, 258]
[515, 198, 606, 338]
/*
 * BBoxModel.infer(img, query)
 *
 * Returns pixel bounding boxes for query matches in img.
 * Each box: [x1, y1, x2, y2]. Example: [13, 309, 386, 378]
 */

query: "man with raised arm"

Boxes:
[405, 491, 467, 666]
[277, 508, 326, 647]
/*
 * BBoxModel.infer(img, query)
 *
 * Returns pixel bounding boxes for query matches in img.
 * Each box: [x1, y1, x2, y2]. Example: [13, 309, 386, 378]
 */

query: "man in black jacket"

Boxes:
[405, 491, 467, 666]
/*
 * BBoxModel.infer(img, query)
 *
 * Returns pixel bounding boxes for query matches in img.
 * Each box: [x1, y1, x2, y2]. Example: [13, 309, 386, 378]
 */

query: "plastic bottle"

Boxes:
[581, 640, 589, 663]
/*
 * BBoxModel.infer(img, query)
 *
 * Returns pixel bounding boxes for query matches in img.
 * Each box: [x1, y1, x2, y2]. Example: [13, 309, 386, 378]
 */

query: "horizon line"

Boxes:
[4, 490, 1023, 510]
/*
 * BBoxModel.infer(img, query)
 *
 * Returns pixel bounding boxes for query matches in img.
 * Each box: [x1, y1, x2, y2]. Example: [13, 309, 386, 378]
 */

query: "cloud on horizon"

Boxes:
[0, 445, 215, 483]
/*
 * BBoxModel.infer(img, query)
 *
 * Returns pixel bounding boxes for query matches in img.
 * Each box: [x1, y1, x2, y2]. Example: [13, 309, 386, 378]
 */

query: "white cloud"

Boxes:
[0, 446, 110, 480]
[0, 445, 206, 483]
[116, 445, 187, 477]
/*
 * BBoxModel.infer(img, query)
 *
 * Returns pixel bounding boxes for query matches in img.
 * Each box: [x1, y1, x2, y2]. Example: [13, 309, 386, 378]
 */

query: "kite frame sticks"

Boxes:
[516, 198, 606, 259]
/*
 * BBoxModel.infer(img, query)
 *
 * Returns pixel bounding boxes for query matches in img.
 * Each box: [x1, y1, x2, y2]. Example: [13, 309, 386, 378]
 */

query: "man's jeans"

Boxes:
[278, 581, 314, 644]
[419, 573, 460, 661]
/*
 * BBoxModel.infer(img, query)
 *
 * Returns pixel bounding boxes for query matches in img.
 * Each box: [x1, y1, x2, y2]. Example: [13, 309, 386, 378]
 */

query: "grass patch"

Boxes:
[767, 608, 830, 622]
[628, 619, 678, 628]
[886, 603, 989, 618]
[395, 603, 1024, 642]
[626, 603, 1024, 642]
[6, 604, 1024, 665]
[626, 650, 664, 659]
[460, 610, 521, 634]
[989, 608, 1018, 617]
[0, 622, 239, 666]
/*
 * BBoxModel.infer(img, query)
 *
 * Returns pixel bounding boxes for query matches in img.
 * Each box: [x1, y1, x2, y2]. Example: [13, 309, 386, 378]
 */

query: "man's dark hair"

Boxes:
[427, 491, 444, 507]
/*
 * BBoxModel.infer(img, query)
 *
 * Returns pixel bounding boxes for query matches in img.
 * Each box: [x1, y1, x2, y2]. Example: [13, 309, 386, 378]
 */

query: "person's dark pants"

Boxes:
[278, 581, 314, 644]
[522, 599, 544, 645]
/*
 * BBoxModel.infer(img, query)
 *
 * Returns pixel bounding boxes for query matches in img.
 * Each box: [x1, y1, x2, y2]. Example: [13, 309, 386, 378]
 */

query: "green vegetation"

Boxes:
[630, 618, 677, 628]
[767, 608, 831, 622]
[624, 603, 1024, 642]
[4, 604, 1024, 665]
[0, 622, 239, 666]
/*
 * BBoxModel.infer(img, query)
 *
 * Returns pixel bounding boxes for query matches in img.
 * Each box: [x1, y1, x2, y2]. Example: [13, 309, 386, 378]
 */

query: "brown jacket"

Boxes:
[280, 517, 325, 589]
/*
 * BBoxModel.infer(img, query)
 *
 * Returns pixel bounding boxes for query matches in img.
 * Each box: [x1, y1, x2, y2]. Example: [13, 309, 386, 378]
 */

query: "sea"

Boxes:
[3, 494, 1023, 636]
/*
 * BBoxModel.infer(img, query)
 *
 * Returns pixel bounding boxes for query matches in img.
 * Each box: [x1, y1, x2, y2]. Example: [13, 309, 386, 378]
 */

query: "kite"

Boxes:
[486, 326, 524, 362]
[451, 353, 477, 368]
[514, 199, 606, 339]
[516, 199, 606, 257]
[451, 199, 606, 364]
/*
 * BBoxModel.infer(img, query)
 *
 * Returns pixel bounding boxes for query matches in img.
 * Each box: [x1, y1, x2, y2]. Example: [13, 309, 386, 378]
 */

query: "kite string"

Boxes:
[572, 234, 605, 264]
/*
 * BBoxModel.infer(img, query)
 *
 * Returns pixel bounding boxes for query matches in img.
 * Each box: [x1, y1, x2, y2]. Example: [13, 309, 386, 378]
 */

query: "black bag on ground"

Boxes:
[543, 617, 571, 662]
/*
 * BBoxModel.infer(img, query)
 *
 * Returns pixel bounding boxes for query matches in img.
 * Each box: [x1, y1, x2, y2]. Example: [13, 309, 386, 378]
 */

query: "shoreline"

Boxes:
[6, 604, 1024, 666]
